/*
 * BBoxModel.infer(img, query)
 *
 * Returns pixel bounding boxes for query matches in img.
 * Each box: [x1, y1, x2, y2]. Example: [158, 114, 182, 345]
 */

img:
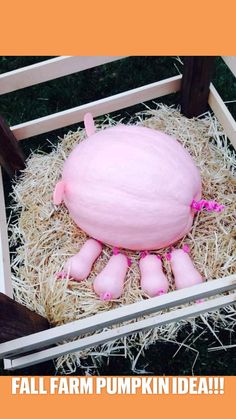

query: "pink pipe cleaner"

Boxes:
[191, 199, 225, 213]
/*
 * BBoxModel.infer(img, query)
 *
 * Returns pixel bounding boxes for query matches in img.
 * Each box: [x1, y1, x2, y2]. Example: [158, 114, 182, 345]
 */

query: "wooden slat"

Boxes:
[5, 292, 236, 370]
[0, 168, 12, 297]
[208, 83, 236, 149]
[0, 274, 235, 359]
[222, 56, 236, 78]
[11, 75, 182, 140]
[0, 56, 126, 95]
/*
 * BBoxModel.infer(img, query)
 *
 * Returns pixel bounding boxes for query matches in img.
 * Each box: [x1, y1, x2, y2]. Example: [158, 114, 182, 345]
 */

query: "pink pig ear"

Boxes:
[84, 113, 95, 137]
[53, 181, 65, 205]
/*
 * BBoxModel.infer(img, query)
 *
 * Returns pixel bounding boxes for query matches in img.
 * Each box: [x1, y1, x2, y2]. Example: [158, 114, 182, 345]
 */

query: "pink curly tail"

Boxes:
[191, 199, 225, 213]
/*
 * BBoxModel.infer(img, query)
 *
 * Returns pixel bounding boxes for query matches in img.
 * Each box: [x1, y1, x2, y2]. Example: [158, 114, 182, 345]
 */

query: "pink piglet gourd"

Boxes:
[170, 249, 203, 290]
[93, 253, 129, 300]
[139, 254, 169, 297]
[61, 239, 102, 281]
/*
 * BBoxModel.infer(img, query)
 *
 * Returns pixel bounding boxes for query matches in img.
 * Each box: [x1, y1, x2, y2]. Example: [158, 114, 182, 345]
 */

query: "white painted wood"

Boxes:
[5, 292, 236, 370]
[0, 274, 235, 358]
[208, 83, 236, 149]
[3, 359, 12, 370]
[222, 56, 236, 78]
[11, 75, 182, 140]
[0, 168, 13, 297]
[0, 56, 126, 95]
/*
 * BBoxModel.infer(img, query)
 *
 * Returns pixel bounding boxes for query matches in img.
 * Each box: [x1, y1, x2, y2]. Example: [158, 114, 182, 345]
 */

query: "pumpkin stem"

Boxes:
[113, 247, 131, 266]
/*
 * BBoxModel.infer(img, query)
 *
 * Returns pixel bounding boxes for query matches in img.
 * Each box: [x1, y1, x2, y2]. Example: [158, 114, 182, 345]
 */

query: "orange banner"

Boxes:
[0, 376, 235, 418]
[0, 0, 235, 55]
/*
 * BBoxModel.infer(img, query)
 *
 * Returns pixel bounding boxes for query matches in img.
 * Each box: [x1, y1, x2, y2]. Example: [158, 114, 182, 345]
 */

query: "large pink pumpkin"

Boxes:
[57, 125, 201, 250]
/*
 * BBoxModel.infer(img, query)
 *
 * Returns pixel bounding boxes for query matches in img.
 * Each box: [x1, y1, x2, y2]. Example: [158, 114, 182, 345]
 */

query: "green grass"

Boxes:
[0, 56, 235, 376]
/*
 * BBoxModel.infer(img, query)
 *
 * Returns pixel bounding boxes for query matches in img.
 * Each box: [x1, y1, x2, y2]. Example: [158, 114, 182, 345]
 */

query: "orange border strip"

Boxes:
[0, 376, 235, 419]
[0, 1, 235, 55]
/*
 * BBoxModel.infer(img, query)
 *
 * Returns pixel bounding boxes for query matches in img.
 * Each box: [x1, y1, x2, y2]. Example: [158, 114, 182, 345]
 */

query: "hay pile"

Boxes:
[9, 105, 236, 374]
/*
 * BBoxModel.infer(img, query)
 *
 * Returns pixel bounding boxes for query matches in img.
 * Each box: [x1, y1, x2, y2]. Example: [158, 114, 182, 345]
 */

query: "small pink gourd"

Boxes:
[170, 248, 203, 290]
[93, 253, 129, 300]
[139, 254, 169, 297]
[58, 239, 102, 281]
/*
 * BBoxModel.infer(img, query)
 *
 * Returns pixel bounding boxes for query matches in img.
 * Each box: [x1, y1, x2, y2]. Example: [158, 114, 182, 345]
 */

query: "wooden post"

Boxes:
[0, 116, 25, 176]
[0, 292, 54, 374]
[0, 292, 50, 344]
[180, 57, 216, 118]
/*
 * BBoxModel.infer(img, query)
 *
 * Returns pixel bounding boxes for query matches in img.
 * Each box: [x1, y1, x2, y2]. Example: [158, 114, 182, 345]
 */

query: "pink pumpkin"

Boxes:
[54, 123, 201, 250]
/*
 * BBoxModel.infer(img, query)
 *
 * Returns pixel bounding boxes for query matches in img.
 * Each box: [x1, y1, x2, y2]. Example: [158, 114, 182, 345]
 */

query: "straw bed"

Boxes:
[9, 105, 236, 374]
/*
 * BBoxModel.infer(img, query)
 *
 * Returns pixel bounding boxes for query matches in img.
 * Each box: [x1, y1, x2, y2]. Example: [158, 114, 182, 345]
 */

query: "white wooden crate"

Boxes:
[0, 56, 235, 370]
